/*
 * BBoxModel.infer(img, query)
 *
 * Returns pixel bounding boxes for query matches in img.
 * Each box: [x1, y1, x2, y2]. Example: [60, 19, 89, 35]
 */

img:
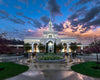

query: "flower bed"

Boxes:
[37, 56, 63, 60]
[36, 53, 65, 62]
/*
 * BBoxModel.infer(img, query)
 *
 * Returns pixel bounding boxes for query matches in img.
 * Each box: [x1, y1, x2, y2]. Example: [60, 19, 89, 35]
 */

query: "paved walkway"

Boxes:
[6, 70, 100, 80]
[6, 62, 100, 80]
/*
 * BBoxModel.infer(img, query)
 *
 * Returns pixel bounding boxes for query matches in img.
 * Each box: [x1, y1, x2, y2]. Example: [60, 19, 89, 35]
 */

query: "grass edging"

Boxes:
[0, 62, 29, 80]
[71, 61, 100, 78]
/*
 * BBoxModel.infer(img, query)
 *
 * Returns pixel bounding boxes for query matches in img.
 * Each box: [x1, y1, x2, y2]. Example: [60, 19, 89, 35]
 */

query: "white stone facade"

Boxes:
[24, 19, 77, 53]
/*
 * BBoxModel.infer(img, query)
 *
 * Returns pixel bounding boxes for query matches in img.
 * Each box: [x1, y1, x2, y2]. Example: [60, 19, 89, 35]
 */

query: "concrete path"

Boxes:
[6, 62, 100, 80]
[6, 70, 100, 80]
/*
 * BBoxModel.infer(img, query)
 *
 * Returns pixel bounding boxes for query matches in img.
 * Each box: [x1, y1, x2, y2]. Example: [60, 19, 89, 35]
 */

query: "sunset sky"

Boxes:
[0, 0, 100, 44]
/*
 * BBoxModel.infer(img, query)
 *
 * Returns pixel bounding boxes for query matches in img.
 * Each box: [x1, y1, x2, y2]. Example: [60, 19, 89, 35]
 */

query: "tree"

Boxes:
[54, 43, 56, 53]
[38, 43, 45, 52]
[24, 43, 31, 53]
[46, 43, 48, 53]
[89, 37, 100, 68]
[56, 43, 63, 52]
[69, 42, 78, 53]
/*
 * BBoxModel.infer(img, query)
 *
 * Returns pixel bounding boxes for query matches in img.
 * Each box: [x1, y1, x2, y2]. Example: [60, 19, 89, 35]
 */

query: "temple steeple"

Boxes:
[49, 13, 53, 31]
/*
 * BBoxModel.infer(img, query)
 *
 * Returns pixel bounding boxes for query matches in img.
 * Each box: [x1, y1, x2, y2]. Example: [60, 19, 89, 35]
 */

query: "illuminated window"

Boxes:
[49, 35, 52, 38]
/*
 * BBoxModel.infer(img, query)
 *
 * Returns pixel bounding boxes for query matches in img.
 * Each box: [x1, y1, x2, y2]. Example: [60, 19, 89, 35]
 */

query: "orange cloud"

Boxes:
[26, 20, 100, 44]
[28, 29, 34, 32]
[59, 20, 100, 44]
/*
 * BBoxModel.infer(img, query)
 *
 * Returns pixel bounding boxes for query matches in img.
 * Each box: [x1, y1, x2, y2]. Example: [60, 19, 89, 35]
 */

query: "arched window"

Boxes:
[49, 35, 52, 38]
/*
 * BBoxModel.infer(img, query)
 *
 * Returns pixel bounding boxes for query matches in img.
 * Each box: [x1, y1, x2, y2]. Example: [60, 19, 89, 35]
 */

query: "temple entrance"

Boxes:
[34, 43, 39, 53]
[63, 43, 67, 53]
[48, 41, 54, 53]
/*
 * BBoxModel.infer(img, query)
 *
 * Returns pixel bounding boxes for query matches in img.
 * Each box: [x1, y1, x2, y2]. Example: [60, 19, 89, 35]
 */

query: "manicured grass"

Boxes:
[71, 61, 100, 78]
[0, 62, 29, 80]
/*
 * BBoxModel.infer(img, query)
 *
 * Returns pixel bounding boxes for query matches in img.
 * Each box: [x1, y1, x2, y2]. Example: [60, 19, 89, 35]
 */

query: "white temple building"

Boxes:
[24, 17, 88, 53]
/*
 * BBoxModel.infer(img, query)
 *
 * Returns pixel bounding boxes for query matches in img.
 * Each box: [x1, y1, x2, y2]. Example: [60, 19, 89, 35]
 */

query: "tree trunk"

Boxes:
[96, 53, 99, 68]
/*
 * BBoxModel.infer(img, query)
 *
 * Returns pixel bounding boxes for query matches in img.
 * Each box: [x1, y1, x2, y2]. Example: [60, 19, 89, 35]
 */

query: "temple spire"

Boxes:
[49, 12, 53, 31]
[50, 12, 51, 22]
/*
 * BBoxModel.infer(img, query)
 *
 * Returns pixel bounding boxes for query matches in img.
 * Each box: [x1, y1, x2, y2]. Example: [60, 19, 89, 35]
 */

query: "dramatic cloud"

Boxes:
[46, 0, 62, 16]
[68, 13, 78, 21]
[0, 0, 100, 44]
[76, 6, 87, 13]
[0, 10, 25, 25]
[25, 28, 48, 37]
[79, 6, 100, 24]
[16, 12, 34, 21]
[53, 23, 64, 31]
[0, 9, 9, 17]
[8, 18, 25, 25]
[40, 15, 50, 26]
[33, 19, 42, 28]
[76, 0, 93, 5]
[60, 20, 100, 44]
[24, 20, 100, 44]
[82, 18, 100, 29]
[69, 6, 100, 33]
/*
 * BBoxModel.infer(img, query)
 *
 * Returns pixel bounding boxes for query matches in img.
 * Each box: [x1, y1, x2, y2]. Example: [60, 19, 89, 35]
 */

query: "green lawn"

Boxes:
[0, 62, 29, 80]
[71, 61, 100, 78]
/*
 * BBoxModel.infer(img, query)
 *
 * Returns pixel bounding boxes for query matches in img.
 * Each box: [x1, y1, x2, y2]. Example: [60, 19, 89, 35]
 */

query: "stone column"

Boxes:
[67, 43, 69, 53]
[17, 46, 19, 55]
[17, 46, 19, 50]
[32, 44, 34, 52]
[81, 45, 83, 54]
[81, 45, 83, 50]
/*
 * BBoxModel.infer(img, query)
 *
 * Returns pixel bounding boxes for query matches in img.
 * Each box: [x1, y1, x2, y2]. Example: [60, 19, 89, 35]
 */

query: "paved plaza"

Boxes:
[6, 61, 100, 80]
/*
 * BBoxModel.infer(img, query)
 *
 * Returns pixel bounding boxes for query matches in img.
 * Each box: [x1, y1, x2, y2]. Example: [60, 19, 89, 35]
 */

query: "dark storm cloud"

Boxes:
[16, 12, 43, 28]
[27, 21, 33, 25]
[80, 6, 100, 24]
[0, 9, 9, 17]
[68, 13, 78, 21]
[71, 6, 100, 27]
[53, 23, 64, 31]
[96, 0, 100, 5]
[83, 18, 100, 28]
[46, 0, 62, 16]
[40, 15, 50, 26]
[77, 6, 87, 13]
[8, 18, 25, 25]
[16, 12, 34, 21]
[76, 0, 93, 5]
[0, 10, 25, 25]
[33, 19, 42, 28]
[71, 27, 78, 32]
[80, 27, 90, 33]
